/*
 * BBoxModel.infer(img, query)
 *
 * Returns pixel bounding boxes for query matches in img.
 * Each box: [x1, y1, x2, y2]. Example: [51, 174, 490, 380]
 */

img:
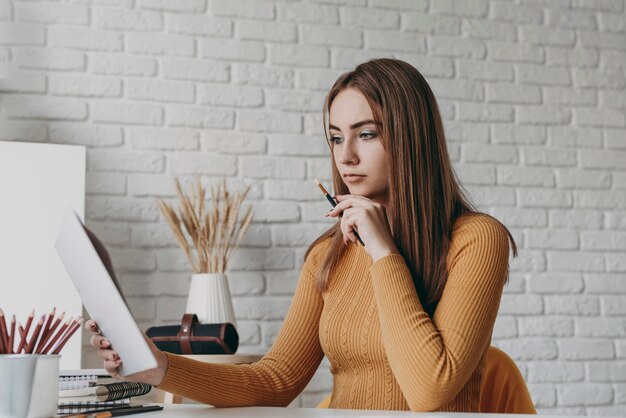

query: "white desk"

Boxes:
[139, 404, 577, 417]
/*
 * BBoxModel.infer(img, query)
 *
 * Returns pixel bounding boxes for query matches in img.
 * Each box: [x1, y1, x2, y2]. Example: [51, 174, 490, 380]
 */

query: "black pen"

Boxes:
[315, 179, 365, 246]
[89, 404, 163, 417]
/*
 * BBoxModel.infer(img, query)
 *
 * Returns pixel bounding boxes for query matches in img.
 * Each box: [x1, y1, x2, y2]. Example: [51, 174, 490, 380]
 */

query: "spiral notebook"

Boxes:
[59, 381, 152, 402]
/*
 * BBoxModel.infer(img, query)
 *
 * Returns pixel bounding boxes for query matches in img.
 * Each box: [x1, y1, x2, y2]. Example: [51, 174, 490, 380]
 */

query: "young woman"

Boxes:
[87, 58, 517, 412]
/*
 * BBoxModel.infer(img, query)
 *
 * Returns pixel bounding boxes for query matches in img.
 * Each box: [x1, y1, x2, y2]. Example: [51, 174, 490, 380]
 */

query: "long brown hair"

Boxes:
[304, 58, 517, 316]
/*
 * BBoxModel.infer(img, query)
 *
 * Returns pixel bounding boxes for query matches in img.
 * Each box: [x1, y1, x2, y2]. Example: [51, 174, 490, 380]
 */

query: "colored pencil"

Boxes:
[315, 179, 365, 246]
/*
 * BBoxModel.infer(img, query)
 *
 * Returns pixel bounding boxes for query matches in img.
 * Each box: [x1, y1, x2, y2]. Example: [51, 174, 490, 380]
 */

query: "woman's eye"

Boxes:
[330, 135, 343, 144]
[360, 131, 377, 139]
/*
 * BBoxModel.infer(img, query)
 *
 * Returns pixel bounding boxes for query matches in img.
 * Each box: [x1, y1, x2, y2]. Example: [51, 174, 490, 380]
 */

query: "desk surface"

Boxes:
[134, 404, 589, 418]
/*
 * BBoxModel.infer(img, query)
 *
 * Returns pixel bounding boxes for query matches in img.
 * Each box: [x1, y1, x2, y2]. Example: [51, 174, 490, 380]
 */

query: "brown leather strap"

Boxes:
[177, 314, 197, 354]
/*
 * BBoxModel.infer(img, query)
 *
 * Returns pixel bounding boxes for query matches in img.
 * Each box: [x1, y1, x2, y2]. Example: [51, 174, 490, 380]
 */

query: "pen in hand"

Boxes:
[315, 179, 365, 247]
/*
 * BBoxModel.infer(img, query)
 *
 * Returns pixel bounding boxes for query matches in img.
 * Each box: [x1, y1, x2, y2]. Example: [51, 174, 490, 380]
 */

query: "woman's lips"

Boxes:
[344, 175, 366, 183]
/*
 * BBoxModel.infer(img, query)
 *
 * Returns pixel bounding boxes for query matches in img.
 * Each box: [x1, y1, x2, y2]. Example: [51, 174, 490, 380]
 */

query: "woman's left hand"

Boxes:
[326, 194, 400, 262]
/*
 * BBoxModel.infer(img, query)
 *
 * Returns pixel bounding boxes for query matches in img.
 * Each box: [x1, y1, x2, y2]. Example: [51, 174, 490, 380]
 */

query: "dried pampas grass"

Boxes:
[159, 177, 254, 274]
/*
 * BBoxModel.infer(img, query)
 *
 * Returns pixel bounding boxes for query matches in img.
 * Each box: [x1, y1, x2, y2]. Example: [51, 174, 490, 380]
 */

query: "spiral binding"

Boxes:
[100, 382, 152, 401]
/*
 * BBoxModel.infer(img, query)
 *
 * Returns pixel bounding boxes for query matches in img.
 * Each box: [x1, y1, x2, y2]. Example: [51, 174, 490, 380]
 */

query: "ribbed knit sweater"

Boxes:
[157, 214, 510, 412]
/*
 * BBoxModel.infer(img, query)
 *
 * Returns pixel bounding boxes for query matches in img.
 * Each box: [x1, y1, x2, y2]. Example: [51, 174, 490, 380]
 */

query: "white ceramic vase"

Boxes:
[185, 273, 237, 329]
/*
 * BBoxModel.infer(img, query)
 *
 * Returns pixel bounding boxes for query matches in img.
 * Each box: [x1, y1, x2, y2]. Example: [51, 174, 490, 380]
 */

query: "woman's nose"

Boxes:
[339, 139, 359, 165]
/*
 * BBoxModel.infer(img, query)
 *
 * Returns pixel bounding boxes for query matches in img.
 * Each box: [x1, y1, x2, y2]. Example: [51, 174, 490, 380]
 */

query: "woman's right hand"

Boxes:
[85, 320, 169, 387]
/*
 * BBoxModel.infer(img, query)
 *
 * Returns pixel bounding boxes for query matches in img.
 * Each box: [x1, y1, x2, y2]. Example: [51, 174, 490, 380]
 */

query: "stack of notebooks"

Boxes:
[57, 370, 152, 415]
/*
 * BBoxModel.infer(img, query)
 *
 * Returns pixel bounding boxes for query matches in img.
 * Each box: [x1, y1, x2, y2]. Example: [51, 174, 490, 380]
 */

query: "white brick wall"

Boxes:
[1, 0, 625, 413]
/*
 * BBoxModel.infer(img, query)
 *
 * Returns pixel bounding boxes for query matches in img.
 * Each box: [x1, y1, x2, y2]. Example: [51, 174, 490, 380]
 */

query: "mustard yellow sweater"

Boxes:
[157, 214, 510, 412]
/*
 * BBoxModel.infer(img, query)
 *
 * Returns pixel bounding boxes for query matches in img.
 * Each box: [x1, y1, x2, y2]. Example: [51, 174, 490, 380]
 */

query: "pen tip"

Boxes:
[314, 179, 321, 186]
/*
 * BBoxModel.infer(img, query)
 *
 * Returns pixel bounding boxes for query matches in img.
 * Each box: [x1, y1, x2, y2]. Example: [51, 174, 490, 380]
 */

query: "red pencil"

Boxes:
[8, 315, 15, 354]
[42, 318, 70, 355]
[35, 307, 55, 353]
[17, 310, 34, 354]
[0, 309, 8, 352]
[24, 315, 45, 354]
[51, 317, 83, 355]
[37, 311, 64, 354]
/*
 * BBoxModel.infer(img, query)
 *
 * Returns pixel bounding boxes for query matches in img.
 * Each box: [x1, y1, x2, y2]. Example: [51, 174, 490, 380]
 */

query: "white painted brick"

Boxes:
[402, 12, 459, 34]
[201, 131, 267, 154]
[167, 14, 231, 37]
[615, 172, 626, 190]
[0, 72, 46, 93]
[198, 84, 263, 107]
[127, 34, 194, 57]
[602, 296, 626, 316]
[268, 135, 328, 157]
[238, 110, 301, 133]
[492, 315, 517, 338]
[487, 83, 541, 104]
[272, 224, 329, 247]
[459, 102, 514, 122]
[509, 249, 547, 272]
[128, 127, 199, 151]
[365, 30, 426, 52]
[16, 2, 89, 24]
[301, 24, 362, 48]
[454, 164, 495, 185]
[138, 0, 206, 13]
[127, 297, 156, 321]
[605, 128, 626, 149]
[464, 143, 518, 164]
[49, 123, 123, 147]
[547, 8, 598, 30]
[132, 222, 185, 247]
[70, 0, 134, 6]
[0, 1, 12, 20]
[460, 59, 514, 82]
[0, 121, 47, 141]
[431, 0, 488, 17]
[546, 46, 599, 68]
[549, 126, 602, 148]
[517, 106, 571, 125]
[168, 152, 237, 175]
[519, 316, 574, 337]
[607, 212, 626, 230]
[227, 272, 266, 295]
[86, 172, 126, 196]
[543, 87, 597, 107]
[167, 106, 234, 129]
[465, 185, 516, 207]
[523, 147, 577, 167]
[267, 180, 321, 201]
[490, 2, 543, 24]
[444, 121, 489, 142]
[494, 339, 557, 360]
[156, 296, 186, 322]
[545, 295, 600, 316]
[492, 124, 546, 145]
[154, 248, 192, 272]
[161, 58, 228, 83]
[549, 209, 603, 229]
[520, 24, 575, 46]
[607, 253, 626, 272]
[517, 64, 571, 86]
[241, 157, 305, 180]
[89, 149, 164, 173]
[575, 190, 626, 210]
[49, 74, 122, 97]
[574, 67, 625, 89]
[586, 274, 626, 294]
[128, 174, 177, 197]
[549, 250, 605, 272]
[499, 294, 544, 315]
[16, 48, 85, 71]
[497, 166, 554, 187]
[528, 362, 585, 383]
[267, 89, 325, 112]
[49, 27, 123, 52]
[559, 383, 614, 406]
[127, 79, 195, 103]
[579, 30, 626, 50]
[230, 249, 294, 271]
[430, 35, 486, 59]
[462, 18, 516, 41]
[587, 361, 626, 382]
[557, 169, 611, 190]
[87, 196, 159, 222]
[109, 247, 157, 273]
[234, 64, 294, 88]
[527, 229, 579, 250]
[269, 44, 329, 67]
[490, 208, 547, 228]
[558, 338, 615, 360]
[295, 68, 342, 91]
[488, 41, 544, 63]
[598, 12, 626, 32]
[573, 0, 624, 12]
[4, 96, 87, 120]
[94, 8, 162, 31]
[93, 102, 163, 126]
[331, 48, 394, 69]
[250, 200, 300, 222]
[201, 38, 264, 62]
[266, 271, 299, 295]
[395, 54, 455, 78]
[236, 321, 261, 346]
[301, 200, 335, 222]
[0, 23, 45, 45]
[303, 113, 325, 137]
[339, 6, 398, 29]
[581, 149, 626, 170]
[276, 2, 338, 24]
[587, 405, 626, 417]
[86, 221, 131, 246]
[236, 20, 296, 42]
[527, 273, 583, 294]
[576, 107, 625, 128]
[92, 54, 157, 77]
[212, 0, 274, 19]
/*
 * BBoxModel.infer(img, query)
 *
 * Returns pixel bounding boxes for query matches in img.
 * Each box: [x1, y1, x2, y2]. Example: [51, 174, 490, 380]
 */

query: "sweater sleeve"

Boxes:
[156, 245, 326, 407]
[369, 216, 510, 411]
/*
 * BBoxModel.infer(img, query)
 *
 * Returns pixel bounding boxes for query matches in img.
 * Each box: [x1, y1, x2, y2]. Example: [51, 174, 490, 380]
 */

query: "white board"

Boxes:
[0, 141, 85, 369]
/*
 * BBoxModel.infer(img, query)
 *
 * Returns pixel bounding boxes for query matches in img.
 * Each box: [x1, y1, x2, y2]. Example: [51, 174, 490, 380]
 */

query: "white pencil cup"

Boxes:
[0, 354, 60, 418]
